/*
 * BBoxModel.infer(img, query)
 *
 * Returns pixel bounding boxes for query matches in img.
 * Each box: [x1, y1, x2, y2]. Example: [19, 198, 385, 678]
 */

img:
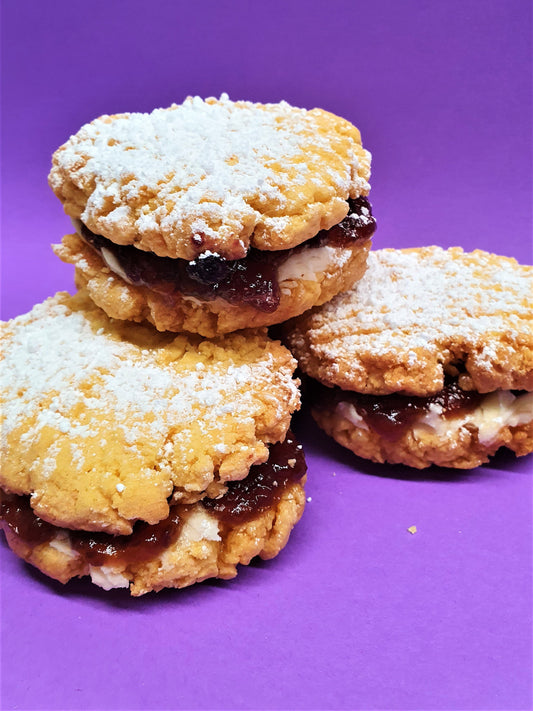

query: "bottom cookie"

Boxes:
[311, 380, 533, 469]
[1, 435, 307, 595]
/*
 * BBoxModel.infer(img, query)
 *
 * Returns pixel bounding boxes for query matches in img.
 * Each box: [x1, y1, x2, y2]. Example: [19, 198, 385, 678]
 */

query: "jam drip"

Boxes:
[0, 491, 184, 566]
[0, 432, 307, 566]
[203, 430, 306, 524]
[70, 509, 185, 566]
[79, 197, 376, 313]
[0, 495, 56, 545]
[314, 376, 486, 442]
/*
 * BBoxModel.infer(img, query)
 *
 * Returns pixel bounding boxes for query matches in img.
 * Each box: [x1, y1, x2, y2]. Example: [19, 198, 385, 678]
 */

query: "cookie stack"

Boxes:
[0, 95, 376, 594]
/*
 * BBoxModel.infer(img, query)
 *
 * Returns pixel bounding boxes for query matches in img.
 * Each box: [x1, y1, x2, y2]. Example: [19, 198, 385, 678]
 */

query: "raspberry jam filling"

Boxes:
[203, 429, 306, 524]
[313, 376, 489, 442]
[78, 197, 376, 312]
[0, 432, 306, 567]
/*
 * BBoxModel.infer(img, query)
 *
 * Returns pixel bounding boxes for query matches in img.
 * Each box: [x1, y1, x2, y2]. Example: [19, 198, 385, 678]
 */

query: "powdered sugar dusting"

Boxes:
[1, 293, 300, 472]
[49, 95, 371, 258]
[291, 247, 533, 394]
[317, 248, 532, 355]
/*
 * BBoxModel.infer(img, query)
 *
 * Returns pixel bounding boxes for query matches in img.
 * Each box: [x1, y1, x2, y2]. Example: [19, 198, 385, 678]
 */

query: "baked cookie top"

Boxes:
[1, 292, 300, 534]
[284, 247, 533, 395]
[48, 95, 371, 260]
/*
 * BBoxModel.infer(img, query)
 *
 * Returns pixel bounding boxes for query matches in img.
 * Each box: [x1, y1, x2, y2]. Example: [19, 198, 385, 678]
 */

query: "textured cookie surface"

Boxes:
[55, 231, 371, 336]
[48, 95, 371, 260]
[285, 248, 533, 395]
[1, 292, 300, 534]
[1, 480, 306, 596]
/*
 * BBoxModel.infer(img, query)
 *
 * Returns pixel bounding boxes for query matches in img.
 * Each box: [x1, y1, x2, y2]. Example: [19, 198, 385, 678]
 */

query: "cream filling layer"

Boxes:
[278, 245, 353, 285]
[100, 247, 133, 284]
[337, 390, 533, 445]
[180, 509, 220, 544]
[89, 565, 130, 590]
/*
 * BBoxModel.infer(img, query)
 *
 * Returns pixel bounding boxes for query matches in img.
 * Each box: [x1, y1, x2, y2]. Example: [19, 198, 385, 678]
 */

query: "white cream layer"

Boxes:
[337, 390, 533, 445]
[278, 245, 352, 285]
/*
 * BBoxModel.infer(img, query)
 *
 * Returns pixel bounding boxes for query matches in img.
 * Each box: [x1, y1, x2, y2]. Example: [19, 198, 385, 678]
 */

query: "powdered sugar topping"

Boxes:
[292, 247, 533, 394]
[1, 293, 299, 465]
[49, 95, 371, 258]
[317, 248, 532, 354]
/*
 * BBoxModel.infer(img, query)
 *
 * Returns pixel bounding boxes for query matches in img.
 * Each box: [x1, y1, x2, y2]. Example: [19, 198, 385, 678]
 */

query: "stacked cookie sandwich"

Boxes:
[1, 95, 376, 593]
[49, 94, 375, 337]
[284, 247, 533, 469]
[1, 292, 305, 595]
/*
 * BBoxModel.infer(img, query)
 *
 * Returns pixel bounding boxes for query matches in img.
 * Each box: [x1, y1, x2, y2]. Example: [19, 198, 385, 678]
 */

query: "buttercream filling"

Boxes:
[75, 197, 376, 312]
[315, 378, 532, 444]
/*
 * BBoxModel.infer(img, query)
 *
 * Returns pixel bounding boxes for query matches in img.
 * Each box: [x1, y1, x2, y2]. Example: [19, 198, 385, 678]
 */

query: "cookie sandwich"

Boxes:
[48, 95, 375, 337]
[284, 247, 533, 469]
[0, 292, 306, 595]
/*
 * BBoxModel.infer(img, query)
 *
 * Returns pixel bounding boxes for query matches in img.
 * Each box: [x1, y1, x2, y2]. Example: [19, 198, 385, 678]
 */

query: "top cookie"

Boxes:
[284, 247, 533, 395]
[48, 95, 371, 261]
[1, 291, 300, 535]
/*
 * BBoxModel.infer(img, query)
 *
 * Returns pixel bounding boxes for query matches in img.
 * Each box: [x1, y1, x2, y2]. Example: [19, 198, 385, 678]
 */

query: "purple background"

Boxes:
[1, 1, 532, 709]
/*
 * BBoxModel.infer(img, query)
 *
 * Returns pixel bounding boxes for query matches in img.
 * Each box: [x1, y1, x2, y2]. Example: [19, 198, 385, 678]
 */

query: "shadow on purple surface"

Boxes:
[479, 446, 532, 473]
[19, 560, 239, 608]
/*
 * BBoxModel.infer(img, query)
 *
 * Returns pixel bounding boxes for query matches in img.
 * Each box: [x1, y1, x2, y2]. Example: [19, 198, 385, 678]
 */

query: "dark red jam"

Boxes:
[0, 433, 307, 566]
[70, 509, 185, 566]
[319, 197, 376, 247]
[314, 376, 486, 442]
[79, 197, 376, 313]
[0, 494, 56, 545]
[203, 429, 306, 524]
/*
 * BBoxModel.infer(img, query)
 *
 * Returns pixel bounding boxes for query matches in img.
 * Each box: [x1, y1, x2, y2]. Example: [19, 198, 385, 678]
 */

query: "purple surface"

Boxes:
[1, 1, 532, 709]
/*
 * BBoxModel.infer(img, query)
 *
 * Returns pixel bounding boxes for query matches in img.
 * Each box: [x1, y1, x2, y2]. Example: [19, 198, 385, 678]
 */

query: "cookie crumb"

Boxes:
[407, 525, 417, 534]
